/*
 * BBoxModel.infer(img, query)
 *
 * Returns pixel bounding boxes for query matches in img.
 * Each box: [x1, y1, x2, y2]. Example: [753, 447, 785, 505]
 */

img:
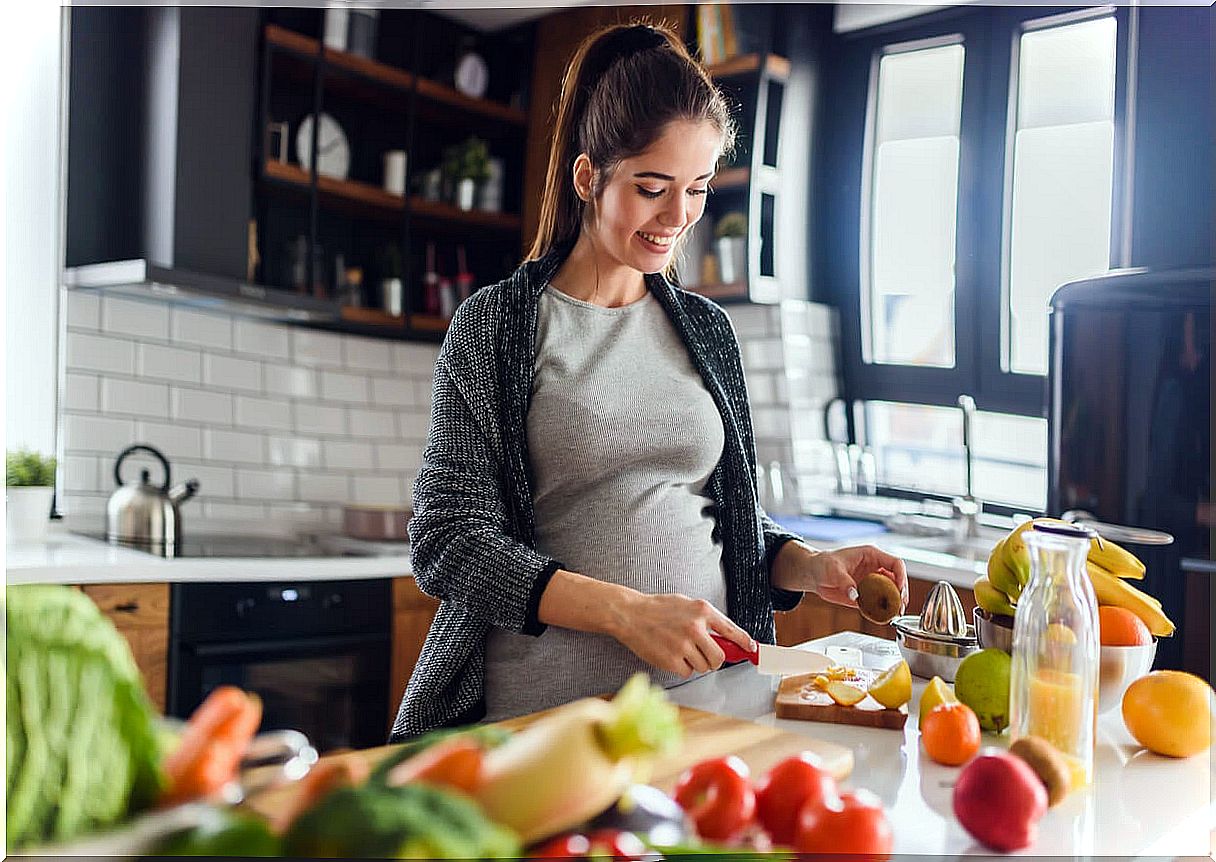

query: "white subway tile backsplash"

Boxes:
[294, 403, 345, 436]
[413, 379, 434, 411]
[64, 413, 136, 454]
[133, 420, 203, 460]
[806, 303, 835, 340]
[204, 428, 265, 464]
[203, 354, 262, 392]
[266, 501, 338, 528]
[137, 343, 202, 383]
[351, 475, 406, 505]
[267, 435, 324, 469]
[323, 440, 374, 470]
[752, 406, 791, 441]
[65, 372, 99, 412]
[235, 468, 296, 499]
[61, 493, 108, 521]
[102, 296, 170, 340]
[298, 472, 351, 503]
[726, 305, 776, 338]
[371, 377, 417, 407]
[234, 319, 291, 360]
[344, 337, 392, 372]
[65, 291, 101, 329]
[292, 330, 343, 367]
[102, 378, 169, 417]
[172, 308, 232, 349]
[203, 501, 266, 521]
[320, 370, 369, 403]
[746, 372, 776, 405]
[172, 387, 234, 425]
[264, 363, 317, 399]
[376, 443, 421, 472]
[396, 410, 431, 442]
[174, 462, 236, 498]
[63, 455, 100, 492]
[392, 343, 439, 376]
[67, 331, 135, 375]
[348, 408, 396, 439]
[235, 395, 292, 431]
[743, 338, 786, 372]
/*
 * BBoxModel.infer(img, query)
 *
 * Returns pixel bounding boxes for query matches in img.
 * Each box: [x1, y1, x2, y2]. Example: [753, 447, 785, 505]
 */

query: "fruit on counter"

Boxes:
[5, 584, 165, 851]
[1121, 671, 1215, 758]
[952, 751, 1048, 852]
[753, 752, 837, 846]
[920, 702, 981, 766]
[794, 788, 893, 859]
[986, 538, 1025, 602]
[588, 783, 689, 847]
[973, 576, 1017, 617]
[1087, 562, 1175, 637]
[673, 755, 756, 842]
[1008, 736, 1072, 807]
[868, 659, 913, 709]
[370, 724, 512, 784]
[472, 673, 682, 844]
[918, 675, 959, 723]
[159, 686, 263, 807]
[954, 649, 1012, 733]
[1098, 605, 1152, 646]
[856, 571, 904, 624]
[282, 780, 521, 858]
[824, 680, 867, 706]
[530, 828, 647, 860]
[385, 734, 485, 793]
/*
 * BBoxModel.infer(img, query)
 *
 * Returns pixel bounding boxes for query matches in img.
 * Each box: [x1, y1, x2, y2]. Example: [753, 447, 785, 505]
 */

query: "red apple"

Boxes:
[953, 750, 1048, 851]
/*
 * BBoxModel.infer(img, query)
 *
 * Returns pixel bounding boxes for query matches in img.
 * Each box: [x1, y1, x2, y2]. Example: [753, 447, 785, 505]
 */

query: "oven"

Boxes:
[167, 578, 392, 752]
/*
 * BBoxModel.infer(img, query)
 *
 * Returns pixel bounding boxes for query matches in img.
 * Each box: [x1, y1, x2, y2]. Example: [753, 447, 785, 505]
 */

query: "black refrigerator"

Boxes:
[1048, 268, 1212, 679]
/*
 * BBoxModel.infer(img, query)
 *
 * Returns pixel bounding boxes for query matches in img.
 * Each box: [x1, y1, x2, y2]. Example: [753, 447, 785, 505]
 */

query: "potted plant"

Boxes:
[442, 136, 492, 211]
[6, 449, 56, 542]
[714, 211, 748, 284]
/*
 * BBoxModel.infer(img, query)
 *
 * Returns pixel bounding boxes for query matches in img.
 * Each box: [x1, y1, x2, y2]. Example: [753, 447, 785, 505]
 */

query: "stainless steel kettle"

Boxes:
[106, 444, 199, 555]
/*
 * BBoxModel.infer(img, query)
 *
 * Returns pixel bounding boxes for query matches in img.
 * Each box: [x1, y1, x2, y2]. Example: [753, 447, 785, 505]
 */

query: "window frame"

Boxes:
[820, 5, 1135, 418]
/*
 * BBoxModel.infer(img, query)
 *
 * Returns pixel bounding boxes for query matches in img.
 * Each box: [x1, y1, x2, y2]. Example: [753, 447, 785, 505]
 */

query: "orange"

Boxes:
[1098, 606, 1152, 646]
[1122, 671, 1214, 758]
[921, 702, 982, 766]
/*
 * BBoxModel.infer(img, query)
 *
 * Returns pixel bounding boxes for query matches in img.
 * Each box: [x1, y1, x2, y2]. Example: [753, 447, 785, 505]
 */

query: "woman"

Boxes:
[391, 22, 907, 740]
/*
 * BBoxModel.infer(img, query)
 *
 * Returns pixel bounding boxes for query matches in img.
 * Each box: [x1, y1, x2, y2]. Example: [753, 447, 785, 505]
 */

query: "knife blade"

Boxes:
[711, 634, 834, 676]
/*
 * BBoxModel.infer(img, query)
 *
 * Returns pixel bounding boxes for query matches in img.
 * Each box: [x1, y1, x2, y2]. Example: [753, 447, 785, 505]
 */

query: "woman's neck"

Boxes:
[549, 231, 648, 308]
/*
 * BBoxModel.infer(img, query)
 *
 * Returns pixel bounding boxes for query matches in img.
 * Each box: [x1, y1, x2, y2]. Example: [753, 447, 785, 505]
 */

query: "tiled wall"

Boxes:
[58, 290, 839, 533]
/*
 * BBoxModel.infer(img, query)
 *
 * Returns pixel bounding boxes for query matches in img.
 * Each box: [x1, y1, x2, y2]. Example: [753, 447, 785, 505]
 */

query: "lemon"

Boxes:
[918, 675, 959, 723]
[869, 660, 912, 709]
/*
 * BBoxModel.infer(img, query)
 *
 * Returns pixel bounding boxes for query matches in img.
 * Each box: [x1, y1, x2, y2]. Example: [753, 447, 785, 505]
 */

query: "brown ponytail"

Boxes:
[526, 21, 737, 280]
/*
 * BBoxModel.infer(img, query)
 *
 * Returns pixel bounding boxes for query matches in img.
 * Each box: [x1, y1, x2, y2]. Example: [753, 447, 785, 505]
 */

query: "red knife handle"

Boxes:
[711, 634, 758, 665]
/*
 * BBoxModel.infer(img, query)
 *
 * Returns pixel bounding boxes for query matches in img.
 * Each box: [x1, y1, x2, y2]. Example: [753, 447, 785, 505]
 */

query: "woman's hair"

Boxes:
[526, 21, 737, 280]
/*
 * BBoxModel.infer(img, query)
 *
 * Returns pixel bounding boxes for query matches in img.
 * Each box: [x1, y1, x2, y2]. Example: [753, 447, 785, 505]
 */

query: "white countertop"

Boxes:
[667, 631, 1215, 858]
[5, 528, 412, 585]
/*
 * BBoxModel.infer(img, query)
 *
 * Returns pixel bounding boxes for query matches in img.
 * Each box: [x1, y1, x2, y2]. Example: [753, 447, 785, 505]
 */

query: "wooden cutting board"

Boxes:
[775, 669, 908, 729]
[246, 706, 852, 818]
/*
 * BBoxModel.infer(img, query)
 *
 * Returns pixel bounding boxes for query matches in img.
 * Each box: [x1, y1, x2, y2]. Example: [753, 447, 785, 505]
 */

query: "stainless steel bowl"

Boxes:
[974, 607, 1014, 653]
[1098, 641, 1157, 713]
[892, 614, 978, 682]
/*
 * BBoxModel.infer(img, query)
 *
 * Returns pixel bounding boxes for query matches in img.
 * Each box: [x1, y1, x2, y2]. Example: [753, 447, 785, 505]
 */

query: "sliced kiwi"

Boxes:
[1009, 736, 1072, 806]
[857, 572, 903, 624]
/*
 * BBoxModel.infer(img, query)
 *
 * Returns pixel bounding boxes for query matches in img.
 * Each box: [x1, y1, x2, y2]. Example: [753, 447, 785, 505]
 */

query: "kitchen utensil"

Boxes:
[1097, 641, 1157, 714]
[775, 667, 908, 729]
[974, 607, 1013, 652]
[711, 634, 833, 676]
[343, 504, 411, 541]
[107, 444, 198, 555]
[891, 580, 978, 681]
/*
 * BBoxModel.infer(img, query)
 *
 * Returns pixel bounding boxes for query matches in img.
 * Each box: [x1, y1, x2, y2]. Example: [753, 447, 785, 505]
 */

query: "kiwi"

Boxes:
[1009, 736, 1072, 806]
[856, 572, 903, 624]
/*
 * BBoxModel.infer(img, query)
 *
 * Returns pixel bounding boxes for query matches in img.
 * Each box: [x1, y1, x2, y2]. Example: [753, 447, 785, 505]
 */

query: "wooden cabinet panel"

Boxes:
[81, 583, 170, 713]
[389, 577, 440, 730]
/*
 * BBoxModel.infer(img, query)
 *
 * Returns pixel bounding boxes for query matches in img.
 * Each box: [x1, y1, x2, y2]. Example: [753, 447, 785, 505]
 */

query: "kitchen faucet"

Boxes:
[953, 394, 981, 539]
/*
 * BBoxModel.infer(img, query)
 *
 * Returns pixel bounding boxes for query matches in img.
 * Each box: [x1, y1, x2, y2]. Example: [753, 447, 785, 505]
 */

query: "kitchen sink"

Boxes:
[892, 533, 1001, 563]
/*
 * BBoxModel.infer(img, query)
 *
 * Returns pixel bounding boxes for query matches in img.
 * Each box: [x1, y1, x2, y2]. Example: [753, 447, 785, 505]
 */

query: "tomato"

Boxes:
[529, 830, 645, 860]
[794, 788, 893, 860]
[530, 833, 592, 858]
[754, 751, 839, 846]
[673, 755, 756, 842]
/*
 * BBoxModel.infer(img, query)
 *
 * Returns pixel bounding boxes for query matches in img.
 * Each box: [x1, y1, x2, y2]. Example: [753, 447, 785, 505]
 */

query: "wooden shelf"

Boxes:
[714, 167, 750, 190]
[341, 307, 406, 327]
[409, 314, 450, 333]
[408, 197, 521, 233]
[707, 53, 790, 82]
[264, 24, 526, 128]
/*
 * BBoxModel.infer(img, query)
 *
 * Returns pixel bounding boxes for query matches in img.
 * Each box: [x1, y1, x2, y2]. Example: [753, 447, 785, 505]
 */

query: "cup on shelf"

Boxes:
[383, 150, 407, 196]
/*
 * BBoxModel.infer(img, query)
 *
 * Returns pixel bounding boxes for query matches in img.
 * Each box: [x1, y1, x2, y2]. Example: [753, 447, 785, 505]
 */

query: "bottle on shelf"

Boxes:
[455, 246, 475, 304]
[423, 241, 441, 316]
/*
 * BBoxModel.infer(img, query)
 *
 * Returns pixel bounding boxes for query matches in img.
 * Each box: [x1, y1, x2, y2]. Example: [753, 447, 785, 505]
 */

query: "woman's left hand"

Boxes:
[777, 542, 909, 610]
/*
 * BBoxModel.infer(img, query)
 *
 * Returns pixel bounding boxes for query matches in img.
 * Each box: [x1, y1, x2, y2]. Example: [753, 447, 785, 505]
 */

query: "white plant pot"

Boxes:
[6, 486, 54, 543]
[456, 178, 477, 211]
[716, 236, 747, 284]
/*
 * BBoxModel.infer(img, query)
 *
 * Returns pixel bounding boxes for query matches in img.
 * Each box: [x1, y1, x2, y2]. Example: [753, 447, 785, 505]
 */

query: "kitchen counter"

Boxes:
[5, 527, 412, 585]
[667, 631, 1214, 857]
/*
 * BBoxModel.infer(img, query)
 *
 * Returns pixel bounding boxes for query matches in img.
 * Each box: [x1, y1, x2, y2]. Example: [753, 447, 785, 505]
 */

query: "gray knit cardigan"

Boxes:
[390, 240, 803, 741]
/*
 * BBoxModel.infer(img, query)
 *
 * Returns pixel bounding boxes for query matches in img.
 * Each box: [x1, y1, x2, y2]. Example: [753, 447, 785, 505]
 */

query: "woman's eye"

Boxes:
[635, 186, 711, 199]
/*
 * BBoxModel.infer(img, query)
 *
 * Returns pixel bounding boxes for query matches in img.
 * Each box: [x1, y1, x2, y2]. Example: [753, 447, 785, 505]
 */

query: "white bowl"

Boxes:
[1099, 641, 1157, 713]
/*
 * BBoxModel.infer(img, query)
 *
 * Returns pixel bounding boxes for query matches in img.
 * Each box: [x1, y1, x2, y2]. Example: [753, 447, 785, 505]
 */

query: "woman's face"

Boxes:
[579, 119, 722, 275]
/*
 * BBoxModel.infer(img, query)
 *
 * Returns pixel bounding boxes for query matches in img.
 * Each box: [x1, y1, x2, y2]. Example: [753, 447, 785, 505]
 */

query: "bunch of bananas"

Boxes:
[975, 518, 1175, 636]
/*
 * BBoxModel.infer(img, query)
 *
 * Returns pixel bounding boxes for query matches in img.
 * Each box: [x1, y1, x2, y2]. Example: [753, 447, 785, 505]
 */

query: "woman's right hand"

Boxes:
[611, 591, 755, 678]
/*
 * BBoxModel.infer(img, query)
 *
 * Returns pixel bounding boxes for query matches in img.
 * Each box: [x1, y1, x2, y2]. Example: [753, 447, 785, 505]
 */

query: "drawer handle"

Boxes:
[114, 601, 140, 614]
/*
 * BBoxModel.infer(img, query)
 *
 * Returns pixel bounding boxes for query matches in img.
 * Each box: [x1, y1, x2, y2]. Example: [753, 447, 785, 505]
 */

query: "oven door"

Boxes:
[171, 631, 390, 752]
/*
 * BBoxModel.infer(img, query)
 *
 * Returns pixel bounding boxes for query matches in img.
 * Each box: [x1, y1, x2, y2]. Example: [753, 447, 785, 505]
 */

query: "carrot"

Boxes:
[160, 689, 263, 806]
[385, 735, 485, 794]
[271, 757, 370, 834]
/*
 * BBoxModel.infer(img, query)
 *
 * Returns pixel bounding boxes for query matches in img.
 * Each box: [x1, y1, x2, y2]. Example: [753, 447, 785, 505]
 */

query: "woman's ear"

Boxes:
[572, 153, 595, 203]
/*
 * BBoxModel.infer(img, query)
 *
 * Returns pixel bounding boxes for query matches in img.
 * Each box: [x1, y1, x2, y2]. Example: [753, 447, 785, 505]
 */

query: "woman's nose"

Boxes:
[659, 197, 688, 229]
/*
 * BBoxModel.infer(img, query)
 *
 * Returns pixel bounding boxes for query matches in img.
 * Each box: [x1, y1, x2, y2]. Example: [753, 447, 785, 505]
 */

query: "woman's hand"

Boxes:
[610, 592, 756, 679]
[774, 542, 909, 610]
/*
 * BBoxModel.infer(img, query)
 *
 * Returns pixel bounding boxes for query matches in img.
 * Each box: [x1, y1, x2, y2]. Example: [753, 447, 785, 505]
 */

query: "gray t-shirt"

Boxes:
[482, 285, 728, 722]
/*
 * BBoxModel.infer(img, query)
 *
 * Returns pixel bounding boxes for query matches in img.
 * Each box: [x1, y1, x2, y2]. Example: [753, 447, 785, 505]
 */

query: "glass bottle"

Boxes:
[1009, 522, 1100, 788]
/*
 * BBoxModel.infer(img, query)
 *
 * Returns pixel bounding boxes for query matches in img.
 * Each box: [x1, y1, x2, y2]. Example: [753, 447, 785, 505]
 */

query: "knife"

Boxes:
[710, 634, 834, 676]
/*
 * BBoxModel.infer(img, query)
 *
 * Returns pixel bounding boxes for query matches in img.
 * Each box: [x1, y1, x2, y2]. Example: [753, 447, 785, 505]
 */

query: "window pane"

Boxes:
[866, 401, 1047, 510]
[1007, 17, 1117, 375]
[866, 44, 964, 368]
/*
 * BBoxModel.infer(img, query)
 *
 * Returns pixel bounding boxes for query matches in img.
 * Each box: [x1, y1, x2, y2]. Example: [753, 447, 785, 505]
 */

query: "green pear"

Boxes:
[955, 648, 1012, 733]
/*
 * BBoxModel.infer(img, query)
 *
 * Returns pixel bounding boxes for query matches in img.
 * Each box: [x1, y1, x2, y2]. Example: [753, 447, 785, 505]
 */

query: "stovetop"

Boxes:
[74, 532, 408, 559]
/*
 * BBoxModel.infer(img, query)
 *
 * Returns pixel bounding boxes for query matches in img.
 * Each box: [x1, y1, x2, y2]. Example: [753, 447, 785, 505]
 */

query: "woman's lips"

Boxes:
[635, 231, 674, 254]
